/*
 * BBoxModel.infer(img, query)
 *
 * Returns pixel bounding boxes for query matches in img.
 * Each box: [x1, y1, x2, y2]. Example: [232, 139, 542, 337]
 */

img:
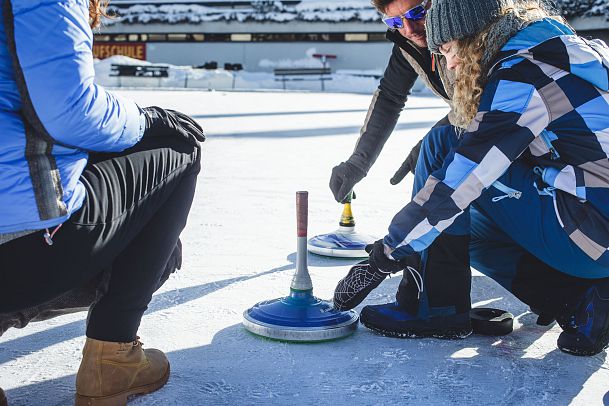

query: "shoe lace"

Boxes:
[407, 266, 424, 299]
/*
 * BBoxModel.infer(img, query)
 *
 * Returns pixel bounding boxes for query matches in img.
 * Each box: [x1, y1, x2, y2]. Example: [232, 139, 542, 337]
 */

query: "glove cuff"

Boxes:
[137, 106, 147, 138]
[344, 157, 369, 177]
[382, 242, 396, 260]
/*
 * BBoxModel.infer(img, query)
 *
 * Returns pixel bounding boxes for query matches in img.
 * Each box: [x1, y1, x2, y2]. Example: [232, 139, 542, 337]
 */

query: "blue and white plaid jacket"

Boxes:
[384, 18, 609, 267]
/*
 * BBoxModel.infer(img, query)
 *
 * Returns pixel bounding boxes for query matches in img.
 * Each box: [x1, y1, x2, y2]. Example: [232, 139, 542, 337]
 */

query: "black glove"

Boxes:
[390, 138, 422, 185]
[142, 106, 205, 147]
[365, 239, 409, 274]
[329, 161, 366, 203]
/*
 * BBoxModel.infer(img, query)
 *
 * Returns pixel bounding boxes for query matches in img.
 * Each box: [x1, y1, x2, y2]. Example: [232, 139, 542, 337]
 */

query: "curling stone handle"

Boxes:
[296, 191, 308, 237]
[292, 191, 313, 291]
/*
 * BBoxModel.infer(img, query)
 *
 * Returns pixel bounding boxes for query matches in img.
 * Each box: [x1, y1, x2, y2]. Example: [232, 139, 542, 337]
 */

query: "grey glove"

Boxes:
[390, 138, 422, 185]
[329, 161, 366, 203]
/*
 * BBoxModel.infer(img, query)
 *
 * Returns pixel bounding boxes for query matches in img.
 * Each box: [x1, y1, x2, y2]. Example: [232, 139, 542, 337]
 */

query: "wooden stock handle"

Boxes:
[296, 191, 308, 237]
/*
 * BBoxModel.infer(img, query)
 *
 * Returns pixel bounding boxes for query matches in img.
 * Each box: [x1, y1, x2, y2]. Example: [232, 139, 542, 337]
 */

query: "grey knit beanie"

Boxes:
[425, 0, 513, 53]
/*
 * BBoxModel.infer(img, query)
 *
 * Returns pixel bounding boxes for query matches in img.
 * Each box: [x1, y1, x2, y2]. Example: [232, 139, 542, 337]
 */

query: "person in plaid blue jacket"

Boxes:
[334, 0, 609, 356]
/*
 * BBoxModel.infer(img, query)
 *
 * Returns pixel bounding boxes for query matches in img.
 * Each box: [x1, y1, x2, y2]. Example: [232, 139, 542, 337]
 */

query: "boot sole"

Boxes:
[75, 364, 170, 406]
[558, 345, 603, 357]
[362, 320, 472, 339]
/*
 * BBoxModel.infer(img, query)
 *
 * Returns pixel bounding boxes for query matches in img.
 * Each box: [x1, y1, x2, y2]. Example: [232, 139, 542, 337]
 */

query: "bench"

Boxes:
[193, 61, 218, 70]
[274, 68, 332, 91]
[110, 64, 169, 78]
[110, 64, 170, 87]
[224, 63, 243, 71]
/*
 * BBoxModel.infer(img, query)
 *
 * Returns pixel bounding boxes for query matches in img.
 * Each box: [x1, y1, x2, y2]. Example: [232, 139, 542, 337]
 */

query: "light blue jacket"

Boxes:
[0, 0, 144, 236]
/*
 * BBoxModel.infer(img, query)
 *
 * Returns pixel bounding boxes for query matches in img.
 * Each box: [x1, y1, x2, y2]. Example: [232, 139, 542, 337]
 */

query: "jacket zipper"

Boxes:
[491, 181, 522, 202]
[540, 130, 560, 160]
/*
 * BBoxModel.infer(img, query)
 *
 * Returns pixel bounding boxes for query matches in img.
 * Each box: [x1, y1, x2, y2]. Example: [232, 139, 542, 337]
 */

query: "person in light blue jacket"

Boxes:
[0, 0, 204, 404]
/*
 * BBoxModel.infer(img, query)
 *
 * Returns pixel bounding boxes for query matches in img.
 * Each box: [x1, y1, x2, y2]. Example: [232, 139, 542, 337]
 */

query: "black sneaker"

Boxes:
[333, 260, 392, 311]
[530, 306, 556, 326]
[360, 301, 472, 339]
[557, 281, 609, 356]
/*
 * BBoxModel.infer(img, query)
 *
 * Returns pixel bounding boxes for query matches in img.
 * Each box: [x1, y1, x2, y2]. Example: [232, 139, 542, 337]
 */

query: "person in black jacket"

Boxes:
[329, 0, 456, 203]
[330, 0, 472, 338]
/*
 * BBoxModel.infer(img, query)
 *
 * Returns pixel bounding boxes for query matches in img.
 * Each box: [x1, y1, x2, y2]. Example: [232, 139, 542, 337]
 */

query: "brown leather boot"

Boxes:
[75, 337, 170, 406]
[0, 387, 7, 406]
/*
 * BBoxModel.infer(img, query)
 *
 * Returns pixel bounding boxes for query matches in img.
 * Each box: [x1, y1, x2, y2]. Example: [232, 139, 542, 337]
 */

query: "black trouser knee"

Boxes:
[511, 252, 592, 320]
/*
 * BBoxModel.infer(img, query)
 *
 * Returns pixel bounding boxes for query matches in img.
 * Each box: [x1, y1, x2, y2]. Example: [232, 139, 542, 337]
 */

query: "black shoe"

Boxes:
[530, 306, 556, 326]
[333, 260, 392, 311]
[557, 281, 609, 356]
[360, 302, 472, 339]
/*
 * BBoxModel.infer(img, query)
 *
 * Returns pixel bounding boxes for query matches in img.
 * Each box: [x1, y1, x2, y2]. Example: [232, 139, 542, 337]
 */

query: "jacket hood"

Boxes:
[492, 18, 609, 91]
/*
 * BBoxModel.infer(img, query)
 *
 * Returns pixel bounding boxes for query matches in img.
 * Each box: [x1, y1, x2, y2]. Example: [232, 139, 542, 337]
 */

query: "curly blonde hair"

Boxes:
[452, 34, 487, 129]
[452, 1, 556, 128]
[89, 0, 110, 28]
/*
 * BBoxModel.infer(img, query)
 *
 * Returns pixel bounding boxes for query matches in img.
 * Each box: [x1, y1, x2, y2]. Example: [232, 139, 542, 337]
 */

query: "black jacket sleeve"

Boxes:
[346, 44, 419, 173]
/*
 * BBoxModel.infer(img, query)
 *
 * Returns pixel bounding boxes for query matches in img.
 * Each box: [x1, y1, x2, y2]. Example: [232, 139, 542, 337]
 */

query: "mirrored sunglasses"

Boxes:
[382, 0, 428, 29]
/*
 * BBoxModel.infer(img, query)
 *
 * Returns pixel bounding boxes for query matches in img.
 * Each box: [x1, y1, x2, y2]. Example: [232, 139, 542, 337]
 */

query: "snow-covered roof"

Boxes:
[104, 0, 609, 26]
[558, 0, 609, 18]
[105, 1, 379, 25]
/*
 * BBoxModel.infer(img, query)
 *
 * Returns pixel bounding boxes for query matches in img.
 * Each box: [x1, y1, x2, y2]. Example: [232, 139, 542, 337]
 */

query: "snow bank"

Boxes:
[94, 55, 427, 94]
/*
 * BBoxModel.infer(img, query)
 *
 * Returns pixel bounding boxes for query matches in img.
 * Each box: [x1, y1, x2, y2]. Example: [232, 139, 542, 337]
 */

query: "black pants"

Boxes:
[0, 135, 201, 342]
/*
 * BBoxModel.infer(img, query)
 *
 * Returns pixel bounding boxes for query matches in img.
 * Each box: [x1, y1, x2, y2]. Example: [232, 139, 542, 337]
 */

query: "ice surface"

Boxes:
[1, 90, 608, 405]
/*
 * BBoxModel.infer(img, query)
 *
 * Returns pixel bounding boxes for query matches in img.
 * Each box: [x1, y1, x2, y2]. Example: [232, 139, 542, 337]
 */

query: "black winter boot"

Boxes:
[360, 233, 472, 339]
[556, 278, 609, 356]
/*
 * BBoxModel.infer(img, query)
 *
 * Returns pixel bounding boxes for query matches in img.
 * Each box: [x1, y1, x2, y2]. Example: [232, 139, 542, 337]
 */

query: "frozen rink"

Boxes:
[1, 90, 608, 405]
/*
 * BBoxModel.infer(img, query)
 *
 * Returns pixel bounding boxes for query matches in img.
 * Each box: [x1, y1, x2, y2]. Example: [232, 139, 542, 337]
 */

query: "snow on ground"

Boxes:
[1, 90, 609, 406]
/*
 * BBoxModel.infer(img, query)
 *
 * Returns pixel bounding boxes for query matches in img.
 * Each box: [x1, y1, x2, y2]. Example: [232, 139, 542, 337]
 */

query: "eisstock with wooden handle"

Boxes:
[242, 191, 359, 342]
